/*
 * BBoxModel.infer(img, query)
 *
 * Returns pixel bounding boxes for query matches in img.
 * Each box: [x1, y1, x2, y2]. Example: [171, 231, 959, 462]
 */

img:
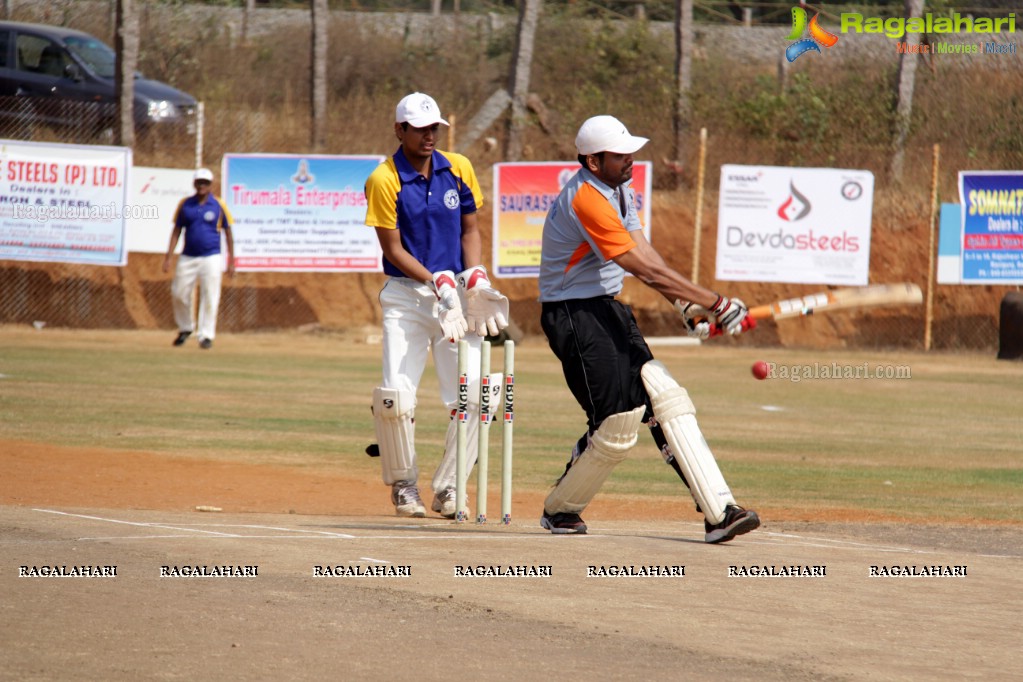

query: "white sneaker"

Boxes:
[391, 481, 426, 517]
[431, 488, 457, 519]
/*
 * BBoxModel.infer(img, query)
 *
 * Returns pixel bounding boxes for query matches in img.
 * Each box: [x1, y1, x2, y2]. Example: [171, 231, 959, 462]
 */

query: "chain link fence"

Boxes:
[0, 2, 1017, 352]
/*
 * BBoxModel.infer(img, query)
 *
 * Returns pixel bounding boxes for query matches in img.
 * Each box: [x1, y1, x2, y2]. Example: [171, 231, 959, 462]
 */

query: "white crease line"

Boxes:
[359, 557, 390, 564]
[33, 508, 243, 537]
[185, 524, 357, 538]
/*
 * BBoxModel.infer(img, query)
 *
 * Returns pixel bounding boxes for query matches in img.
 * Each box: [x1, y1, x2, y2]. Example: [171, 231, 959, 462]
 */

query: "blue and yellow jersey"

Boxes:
[365, 147, 483, 277]
[538, 166, 644, 302]
[173, 194, 232, 258]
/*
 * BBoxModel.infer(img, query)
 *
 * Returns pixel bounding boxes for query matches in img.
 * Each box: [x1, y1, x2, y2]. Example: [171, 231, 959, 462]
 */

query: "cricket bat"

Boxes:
[748, 283, 923, 321]
[687, 283, 923, 336]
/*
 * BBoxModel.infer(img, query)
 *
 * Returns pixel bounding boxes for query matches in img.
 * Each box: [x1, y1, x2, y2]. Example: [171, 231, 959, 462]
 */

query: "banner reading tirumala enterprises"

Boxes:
[0, 139, 131, 266]
[958, 171, 1023, 284]
[717, 165, 874, 285]
[223, 154, 385, 272]
[492, 161, 652, 278]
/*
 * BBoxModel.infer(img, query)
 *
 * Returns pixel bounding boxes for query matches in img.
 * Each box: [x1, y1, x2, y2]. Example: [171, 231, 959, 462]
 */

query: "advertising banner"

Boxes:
[492, 161, 652, 278]
[716, 164, 874, 285]
[222, 154, 385, 272]
[957, 171, 1023, 284]
[127, 166, 195, 254]
[0, 139, 131, 266]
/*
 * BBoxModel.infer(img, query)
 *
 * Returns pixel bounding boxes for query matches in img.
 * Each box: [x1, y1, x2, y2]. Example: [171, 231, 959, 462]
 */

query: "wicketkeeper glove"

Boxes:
[432, 270, 468, 342]
[456, 265, 509, 337]
[674, 299, 712, 340]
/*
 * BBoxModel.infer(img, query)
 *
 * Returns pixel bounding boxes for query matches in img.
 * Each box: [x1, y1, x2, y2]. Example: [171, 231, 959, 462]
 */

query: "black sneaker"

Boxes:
[199, 338, 213, 350]
[540, 510, 587, 534]
[705, 504, 760, 544]
[173, 331, 191, 346]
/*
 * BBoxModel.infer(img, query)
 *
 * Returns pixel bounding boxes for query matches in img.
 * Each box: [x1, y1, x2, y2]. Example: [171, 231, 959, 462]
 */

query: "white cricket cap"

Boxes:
[575, 115, 649, 156]
[395, 92, 449, 128]
[194, 168, 214, 182]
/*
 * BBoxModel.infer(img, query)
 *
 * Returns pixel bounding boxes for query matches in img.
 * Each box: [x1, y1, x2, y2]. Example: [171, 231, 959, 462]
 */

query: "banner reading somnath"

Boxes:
[717, 165, 874, 285]
[223, 154, 385, 272]
[958, 171, 1023, 284]
[492, 161, 651, 278]
[0, 139, 131, 266]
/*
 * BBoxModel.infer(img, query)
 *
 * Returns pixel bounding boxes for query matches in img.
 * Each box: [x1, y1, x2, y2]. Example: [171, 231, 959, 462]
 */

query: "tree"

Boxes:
[311, 0, 328, 152]
[114, 0, 138, 148]
[672, 0, 693, 187]
[891, 0, 924, 182]
[506, 0, 543, 162]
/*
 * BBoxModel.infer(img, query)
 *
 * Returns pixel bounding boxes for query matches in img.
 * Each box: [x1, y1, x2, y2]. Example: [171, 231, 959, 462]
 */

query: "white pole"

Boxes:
[501, 341, 514, 525]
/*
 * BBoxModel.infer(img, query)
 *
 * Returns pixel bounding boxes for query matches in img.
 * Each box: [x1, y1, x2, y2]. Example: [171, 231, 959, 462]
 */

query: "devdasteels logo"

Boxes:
[786, 4, 840, 62]
[777, 182, 811, 221]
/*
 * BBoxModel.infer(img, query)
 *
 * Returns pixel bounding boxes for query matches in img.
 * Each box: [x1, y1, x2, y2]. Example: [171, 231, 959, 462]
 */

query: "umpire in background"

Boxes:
[162, 168, 235, 350]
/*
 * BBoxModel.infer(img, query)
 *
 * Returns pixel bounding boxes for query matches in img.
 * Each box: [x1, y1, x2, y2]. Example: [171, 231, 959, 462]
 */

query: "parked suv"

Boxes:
[0, 21, 196, 139]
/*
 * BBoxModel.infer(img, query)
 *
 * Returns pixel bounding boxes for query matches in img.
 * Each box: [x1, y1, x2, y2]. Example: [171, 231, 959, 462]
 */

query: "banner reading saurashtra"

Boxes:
[958, 171, 1023, 284]
[223, 154, 385, 272]
[0, 139, 131, 266]
[492, 161, 651, 278]
[717, 165, 874, 285]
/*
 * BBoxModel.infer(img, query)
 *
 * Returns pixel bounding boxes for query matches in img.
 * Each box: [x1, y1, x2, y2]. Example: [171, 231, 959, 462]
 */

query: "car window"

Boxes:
[65, 36, 115, 79]
[0, 31, 9, 69]
[16, 34, 68, 77]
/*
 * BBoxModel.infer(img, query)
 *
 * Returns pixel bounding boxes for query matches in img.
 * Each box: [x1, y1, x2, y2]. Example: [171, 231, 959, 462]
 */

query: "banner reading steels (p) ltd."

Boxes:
[223, 154, 385, 272]
[716, 165, 874, 285]
[0, 139, 131, 266]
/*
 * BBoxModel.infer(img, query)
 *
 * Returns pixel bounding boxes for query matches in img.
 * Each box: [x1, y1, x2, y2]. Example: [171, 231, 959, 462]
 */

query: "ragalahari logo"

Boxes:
[786, 5, 840, 62]
[778, 182, 811, 221]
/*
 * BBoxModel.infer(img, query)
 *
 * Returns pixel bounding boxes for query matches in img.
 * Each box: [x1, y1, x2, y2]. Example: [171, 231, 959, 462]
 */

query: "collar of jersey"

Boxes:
[393, 147, 452, 182]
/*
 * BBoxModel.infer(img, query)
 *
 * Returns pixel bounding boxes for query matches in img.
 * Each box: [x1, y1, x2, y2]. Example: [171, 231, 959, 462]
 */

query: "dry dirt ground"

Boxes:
[2, 441, 1021, 681]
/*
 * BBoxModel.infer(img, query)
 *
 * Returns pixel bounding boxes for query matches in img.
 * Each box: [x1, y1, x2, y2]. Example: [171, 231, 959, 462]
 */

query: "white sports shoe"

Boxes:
[431, 488, 457, 519]
[391, 481, 426, 517]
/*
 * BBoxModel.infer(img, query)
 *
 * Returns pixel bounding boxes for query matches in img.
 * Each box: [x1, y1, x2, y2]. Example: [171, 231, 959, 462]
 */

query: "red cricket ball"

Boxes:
[751, 360, 770, 380]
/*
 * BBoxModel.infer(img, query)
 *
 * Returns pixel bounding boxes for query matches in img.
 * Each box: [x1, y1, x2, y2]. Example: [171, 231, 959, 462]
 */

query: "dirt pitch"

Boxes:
[2, 327, 1021, 680]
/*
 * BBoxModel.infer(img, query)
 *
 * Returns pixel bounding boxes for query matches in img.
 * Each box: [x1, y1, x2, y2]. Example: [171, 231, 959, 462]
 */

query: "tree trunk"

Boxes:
[672, 0, 693, 187]
[242, 0, 256, 44]
[310, 0, 328, 152]
[114, 0, 138, 148]
[506, 0, 543, 162]
[891, 0, 925, 182]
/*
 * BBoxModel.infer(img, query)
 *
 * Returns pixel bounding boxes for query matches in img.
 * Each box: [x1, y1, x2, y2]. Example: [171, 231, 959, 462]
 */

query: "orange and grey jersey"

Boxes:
[538, 167, 643, 302]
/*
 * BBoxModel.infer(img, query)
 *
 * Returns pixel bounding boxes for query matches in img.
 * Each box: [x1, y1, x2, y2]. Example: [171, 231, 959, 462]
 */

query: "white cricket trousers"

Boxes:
[379, 277, 481, 492]
[171, 254, 223, 340]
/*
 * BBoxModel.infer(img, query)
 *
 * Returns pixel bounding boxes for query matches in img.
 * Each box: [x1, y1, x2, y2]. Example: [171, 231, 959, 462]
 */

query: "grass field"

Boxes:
[2, 324, 1021, 524]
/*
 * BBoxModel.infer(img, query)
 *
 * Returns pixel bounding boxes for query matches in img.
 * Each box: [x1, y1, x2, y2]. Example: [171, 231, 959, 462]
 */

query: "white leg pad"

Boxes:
[433, 407, 479, 493]
[432, 374, 502, 493]
[373, 387, 418, 485]
[641, 360, 735, 524]
[545, 406, 646, 514]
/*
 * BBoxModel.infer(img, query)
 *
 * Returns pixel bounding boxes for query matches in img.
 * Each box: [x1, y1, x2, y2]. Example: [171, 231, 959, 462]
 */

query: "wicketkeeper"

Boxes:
[537, 115, 760, 542]
[364, 92, 509, 518]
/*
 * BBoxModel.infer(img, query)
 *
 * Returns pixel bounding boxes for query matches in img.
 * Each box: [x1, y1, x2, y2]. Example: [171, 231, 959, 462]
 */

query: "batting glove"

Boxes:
[432, 270, 468, 342]
[457, 265, 509, 337]
[710, 295, 752, 336]
[674, 299, 712, 340]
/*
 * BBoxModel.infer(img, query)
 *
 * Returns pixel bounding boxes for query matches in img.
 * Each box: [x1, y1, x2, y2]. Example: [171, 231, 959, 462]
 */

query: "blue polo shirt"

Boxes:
[364, 147, 483, 277]
[173, 194, 232, 258]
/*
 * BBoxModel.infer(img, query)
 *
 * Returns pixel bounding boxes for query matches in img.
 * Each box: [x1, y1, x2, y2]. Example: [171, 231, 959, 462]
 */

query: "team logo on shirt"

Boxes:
[444, 189, 460, 210]
[203, 210, 216, 223]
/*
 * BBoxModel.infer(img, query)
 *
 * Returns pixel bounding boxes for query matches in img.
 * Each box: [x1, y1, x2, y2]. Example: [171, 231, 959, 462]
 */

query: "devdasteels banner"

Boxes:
[716, 164, 874, 285]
